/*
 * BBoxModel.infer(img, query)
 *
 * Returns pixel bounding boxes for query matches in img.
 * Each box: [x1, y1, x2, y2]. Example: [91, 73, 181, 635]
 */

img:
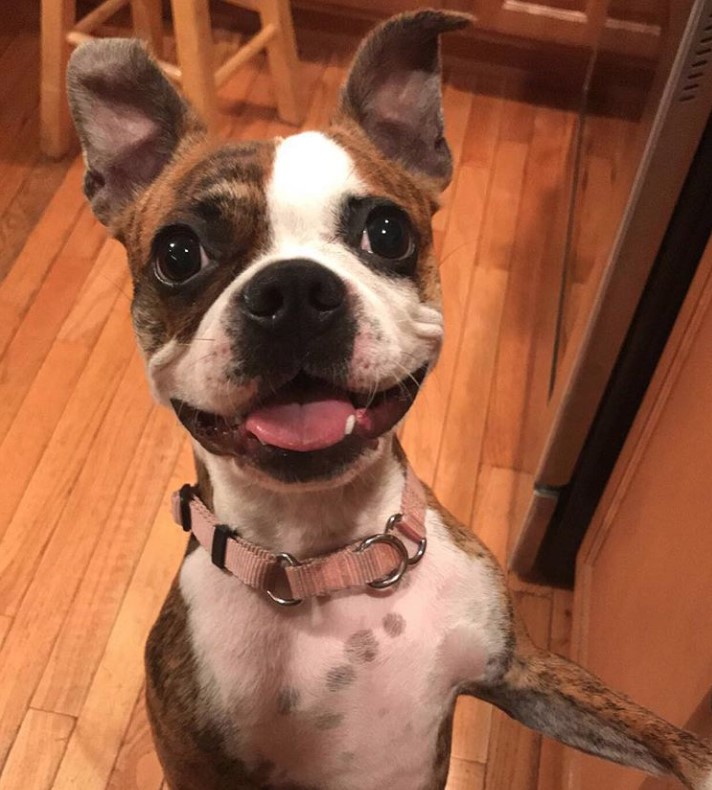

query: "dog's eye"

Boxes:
[154, 228, 207, 284]
[360, 207, 413, 260]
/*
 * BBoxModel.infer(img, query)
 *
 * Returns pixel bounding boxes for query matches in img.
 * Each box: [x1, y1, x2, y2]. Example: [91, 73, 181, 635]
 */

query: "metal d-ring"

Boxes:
[266, 552, 303, 607]
[385, 513, 427, 566]
[408, 536, 427, 566]
[358, 532, 409, 589]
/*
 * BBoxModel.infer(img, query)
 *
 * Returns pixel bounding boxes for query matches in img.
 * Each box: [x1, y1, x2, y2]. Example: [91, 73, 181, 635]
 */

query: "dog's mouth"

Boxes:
[171, 366, 427, 468]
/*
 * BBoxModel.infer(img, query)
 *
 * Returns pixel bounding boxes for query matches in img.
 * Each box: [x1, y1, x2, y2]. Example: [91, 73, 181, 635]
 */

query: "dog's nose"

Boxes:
[240, 260, 346, 335]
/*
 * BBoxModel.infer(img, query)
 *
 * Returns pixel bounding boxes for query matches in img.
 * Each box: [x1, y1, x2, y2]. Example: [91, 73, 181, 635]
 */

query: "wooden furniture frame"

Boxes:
[40, 0, 304, 158]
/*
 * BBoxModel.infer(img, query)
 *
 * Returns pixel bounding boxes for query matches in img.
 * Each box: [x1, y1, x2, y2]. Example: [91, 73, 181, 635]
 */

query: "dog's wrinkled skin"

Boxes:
[67, 12, 712, 790]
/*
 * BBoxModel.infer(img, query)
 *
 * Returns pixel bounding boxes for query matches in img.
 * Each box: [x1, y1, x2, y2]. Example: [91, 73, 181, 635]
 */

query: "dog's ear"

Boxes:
[337, 10, 470, 189]
[67, 38, 205, 226]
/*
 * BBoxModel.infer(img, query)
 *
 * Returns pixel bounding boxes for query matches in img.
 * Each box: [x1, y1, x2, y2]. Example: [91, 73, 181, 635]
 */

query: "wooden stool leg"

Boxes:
[130, 0, 164, 58]
[40, 0, 76, 158]
[170, 0, 218, 131]
[258, 0, 304, 125]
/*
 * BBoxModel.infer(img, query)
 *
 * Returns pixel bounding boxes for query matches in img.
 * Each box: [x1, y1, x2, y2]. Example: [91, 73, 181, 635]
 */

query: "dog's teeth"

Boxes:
[344, 415, 356, 436]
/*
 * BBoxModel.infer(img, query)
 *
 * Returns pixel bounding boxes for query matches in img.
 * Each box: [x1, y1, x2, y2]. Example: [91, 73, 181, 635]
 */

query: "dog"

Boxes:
[66, 10, 712, 790]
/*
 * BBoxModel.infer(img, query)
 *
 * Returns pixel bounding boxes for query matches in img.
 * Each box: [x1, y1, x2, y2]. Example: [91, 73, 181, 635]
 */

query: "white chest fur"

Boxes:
[179, 512, 504, 790]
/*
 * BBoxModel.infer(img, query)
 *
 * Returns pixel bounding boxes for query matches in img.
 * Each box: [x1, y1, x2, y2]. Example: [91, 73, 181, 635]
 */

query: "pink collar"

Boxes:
[172, 465, 428, 606]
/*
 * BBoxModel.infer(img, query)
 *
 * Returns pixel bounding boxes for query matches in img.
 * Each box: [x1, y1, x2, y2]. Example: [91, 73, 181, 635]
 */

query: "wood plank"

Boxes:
[446, 756, 486, 790]
[0, 33, 40, 131]
[432, 264, 510, 523]
[0, 159, 84, 354]
[535, 591, 572, 790]
[227, 52, 297, 141]
[432, 76, 481, 242]
[549, 589, 573, 659]
[218, 48, 262, 137]
[0, 113, 42, 234]
[0, 352, 150, 769]
[452, 696, 492, 765]
[106, 688, 164, 790]
[0, 26, 74, 278]
[295, 52, 343, 132]
[484, 592, 552, 790]
[224, 50, 327, 141]
[0, 155, 75, 285]
[402, 85, 503, 485]
[469, 465, 530, 567]
[481, 105, 574, 473]
[0, 268, 135, 611]
[50, 448, 193, 790]
[0, 211, 108, 443]
[32, 410, 184, 716]
[0, 617, 10, 652]
[0, 709, 74, 790]
[435, 100, 534, 522]
[537, 736, 567, 790]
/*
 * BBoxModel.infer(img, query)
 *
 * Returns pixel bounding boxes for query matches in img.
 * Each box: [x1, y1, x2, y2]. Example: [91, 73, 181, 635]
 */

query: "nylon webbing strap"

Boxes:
[171, 465, 427, 602]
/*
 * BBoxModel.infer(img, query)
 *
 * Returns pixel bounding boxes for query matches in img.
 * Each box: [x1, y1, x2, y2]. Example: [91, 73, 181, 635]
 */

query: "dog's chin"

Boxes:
[226, 435, 387, 492]
[171, 366, 426, 486]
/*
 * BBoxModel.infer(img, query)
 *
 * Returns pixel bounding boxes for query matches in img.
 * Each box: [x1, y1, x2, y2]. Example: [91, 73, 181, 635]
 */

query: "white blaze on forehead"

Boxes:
[267, 132, 364, 245]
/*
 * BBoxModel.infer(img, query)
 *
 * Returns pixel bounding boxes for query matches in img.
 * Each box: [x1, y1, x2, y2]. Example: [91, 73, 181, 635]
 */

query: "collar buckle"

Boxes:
[385, 513, 427, 566]
[266, 553, 303, 607]
[177, 484, 196, 532]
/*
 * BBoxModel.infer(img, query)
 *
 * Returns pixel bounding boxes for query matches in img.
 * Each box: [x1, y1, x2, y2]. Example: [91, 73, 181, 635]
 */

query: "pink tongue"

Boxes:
[245, 393, 356, 452]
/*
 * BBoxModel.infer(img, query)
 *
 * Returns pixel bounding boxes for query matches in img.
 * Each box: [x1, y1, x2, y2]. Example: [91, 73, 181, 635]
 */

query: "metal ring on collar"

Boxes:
[408, 536, 427, 565]
[358, 532, 410, 589]
[266, 552, 303, 607]
[385, 512, 427, 566]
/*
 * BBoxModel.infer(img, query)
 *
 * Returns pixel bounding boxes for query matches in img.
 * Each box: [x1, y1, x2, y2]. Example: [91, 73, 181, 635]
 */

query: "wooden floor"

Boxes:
[0, 6, 585, 790]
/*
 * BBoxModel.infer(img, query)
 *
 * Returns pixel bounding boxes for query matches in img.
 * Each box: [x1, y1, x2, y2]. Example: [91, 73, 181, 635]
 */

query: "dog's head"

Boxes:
[67, 10, 468, 487]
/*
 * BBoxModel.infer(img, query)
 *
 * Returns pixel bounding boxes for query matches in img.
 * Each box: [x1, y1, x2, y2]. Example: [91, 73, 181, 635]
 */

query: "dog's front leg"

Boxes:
[467, 635, 712, 789]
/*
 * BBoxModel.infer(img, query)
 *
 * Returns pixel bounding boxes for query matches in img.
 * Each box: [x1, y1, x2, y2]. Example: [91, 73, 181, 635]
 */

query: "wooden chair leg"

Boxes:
[130, 0, 164, 58]
[40, 0, 77, 158]
[258, 0, 304, 125]
[170, 0, 219, 131]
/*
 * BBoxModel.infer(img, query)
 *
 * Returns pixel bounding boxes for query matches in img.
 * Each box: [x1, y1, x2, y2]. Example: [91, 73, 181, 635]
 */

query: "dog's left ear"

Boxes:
[337, 10, 471, 189]
[67, 38, 205, 226]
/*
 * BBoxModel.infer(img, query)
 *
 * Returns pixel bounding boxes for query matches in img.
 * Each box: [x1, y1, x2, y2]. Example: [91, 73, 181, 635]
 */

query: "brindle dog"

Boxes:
[66, 11, 712, 790]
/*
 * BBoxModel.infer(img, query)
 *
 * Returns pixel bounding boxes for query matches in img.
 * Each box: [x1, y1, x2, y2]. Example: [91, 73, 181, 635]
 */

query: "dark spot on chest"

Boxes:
[345, 629, 379, 664]
[314, 711, 345, 730]
[277, 687, 300, 715]
[326, 664, 356, 691]
[383, 612, 406, 637]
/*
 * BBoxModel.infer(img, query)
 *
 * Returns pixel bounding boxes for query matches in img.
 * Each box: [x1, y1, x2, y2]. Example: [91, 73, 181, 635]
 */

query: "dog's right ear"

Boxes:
[67, 38, 205, 226]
